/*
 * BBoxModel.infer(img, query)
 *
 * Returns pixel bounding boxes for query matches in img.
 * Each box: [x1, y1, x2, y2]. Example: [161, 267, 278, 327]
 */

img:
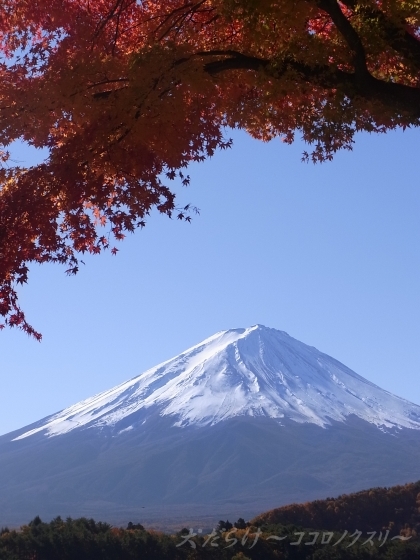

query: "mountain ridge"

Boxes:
[11, 324, 420, 441]
[1, 325, 420, 526]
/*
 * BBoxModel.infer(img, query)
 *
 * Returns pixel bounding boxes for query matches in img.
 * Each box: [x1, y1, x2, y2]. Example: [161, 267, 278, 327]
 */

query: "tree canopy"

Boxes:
[1, 0, 419, 338]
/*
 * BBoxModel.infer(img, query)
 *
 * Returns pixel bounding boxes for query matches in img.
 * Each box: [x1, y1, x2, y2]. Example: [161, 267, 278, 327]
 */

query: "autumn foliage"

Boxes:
[252, 480, 420, 536]
[1, 0, 420, 337]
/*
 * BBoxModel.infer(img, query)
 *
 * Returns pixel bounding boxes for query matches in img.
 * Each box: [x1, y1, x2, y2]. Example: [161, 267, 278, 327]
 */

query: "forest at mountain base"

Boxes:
[1, 480, 420, 559]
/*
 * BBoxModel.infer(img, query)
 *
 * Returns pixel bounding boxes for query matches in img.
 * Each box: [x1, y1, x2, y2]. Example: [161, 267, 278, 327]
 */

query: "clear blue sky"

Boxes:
[1, 128, 419, 435]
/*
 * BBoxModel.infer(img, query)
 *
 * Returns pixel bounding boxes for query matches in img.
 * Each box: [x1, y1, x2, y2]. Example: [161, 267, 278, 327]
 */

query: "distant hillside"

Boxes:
[2, 483, 420, 560]
[252, 480, 420, 535]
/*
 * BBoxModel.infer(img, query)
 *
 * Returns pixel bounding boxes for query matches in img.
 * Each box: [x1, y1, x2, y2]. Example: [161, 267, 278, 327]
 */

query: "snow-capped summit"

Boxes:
[4, 325, 420, 526]
[14, 325, 420, 440]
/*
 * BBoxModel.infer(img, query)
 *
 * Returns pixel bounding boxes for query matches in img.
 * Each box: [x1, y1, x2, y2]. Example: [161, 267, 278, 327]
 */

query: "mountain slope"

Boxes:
[1, 325, 420, 526]
[12, 325, 420, 440]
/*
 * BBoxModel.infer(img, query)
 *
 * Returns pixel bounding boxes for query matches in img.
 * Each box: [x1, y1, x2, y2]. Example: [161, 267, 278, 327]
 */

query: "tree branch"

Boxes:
[340, 0, 420, 70]
[199, 50, 420, 117]
[316, 0, 369, 79]
[199, 50, 270, 74]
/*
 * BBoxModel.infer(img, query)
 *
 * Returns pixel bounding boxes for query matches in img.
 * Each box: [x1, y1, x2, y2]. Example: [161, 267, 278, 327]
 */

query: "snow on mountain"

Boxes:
[14, 325, 420, 440]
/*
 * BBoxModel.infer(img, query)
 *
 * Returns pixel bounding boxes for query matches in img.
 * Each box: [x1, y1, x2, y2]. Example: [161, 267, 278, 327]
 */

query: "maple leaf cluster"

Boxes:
[1, 0, 419, 338]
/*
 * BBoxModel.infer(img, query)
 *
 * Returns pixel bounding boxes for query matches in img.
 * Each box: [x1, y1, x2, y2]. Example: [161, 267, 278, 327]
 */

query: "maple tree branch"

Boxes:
[92, 86, 128, 99]
[154, 2, 196, 33]
[155, 0, 208, 41]
[200, 50, 420, 117]
[316, 0, 369, 78]
[340, 0, 420, 70]
[94, 0, 125, 38]
[200, 50, 270, 74]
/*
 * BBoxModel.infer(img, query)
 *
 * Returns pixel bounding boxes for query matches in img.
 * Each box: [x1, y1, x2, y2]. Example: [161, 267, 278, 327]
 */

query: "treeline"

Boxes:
[0, 514, 419, 560]
[1, 481, 420, 559]
[252, 480, 420, 536]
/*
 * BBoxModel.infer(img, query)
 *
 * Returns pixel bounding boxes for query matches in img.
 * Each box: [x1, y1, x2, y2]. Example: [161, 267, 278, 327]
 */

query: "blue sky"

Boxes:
[0, 127, 419, 435]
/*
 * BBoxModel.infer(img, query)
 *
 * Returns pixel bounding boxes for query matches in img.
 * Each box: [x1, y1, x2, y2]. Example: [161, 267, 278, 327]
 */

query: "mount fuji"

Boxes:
[1, 325, 420, 526]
